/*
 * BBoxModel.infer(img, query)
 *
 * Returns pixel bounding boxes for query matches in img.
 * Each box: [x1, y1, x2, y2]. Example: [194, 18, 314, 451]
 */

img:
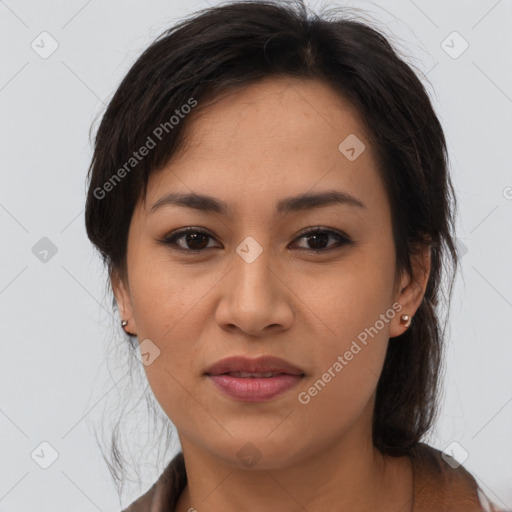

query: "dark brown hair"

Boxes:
[85, 0, 458, 493]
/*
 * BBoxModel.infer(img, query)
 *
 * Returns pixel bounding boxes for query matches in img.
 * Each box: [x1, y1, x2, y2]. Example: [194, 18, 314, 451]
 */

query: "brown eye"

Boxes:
[157, 227, 352, 255]
[292, 228, 352, 253]
[158, 228, 219, 253]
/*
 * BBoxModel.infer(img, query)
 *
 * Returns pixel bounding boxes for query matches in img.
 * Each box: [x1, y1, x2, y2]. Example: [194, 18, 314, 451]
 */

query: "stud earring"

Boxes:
[121, 319, 136, 336]
[400, 314, 412, 328]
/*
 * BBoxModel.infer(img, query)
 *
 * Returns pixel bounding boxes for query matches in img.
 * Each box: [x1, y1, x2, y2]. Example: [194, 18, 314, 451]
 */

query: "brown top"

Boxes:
[121, 443, 505, 511]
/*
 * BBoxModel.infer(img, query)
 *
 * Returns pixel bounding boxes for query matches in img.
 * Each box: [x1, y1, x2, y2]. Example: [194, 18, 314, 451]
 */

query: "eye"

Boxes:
[156, 227, 352, 254]
[291, 227, 353, 253]
[157, 227, 219, 253]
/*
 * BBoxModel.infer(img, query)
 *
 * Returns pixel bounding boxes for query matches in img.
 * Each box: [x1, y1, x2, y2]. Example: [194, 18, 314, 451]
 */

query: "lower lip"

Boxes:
[208, 374, 303, 402]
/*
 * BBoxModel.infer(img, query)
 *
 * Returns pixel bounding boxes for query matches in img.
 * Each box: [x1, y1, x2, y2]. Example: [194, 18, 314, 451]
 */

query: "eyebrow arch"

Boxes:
[148, 189, 366, 216]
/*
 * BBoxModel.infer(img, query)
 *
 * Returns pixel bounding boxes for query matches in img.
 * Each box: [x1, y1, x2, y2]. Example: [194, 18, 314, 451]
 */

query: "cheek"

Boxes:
[126, 263, 218, 424]
[303, 334, 389, 409]
[291, 250, 395, 419]
[293, 316, 391, 450]
[135, 307, 207, 434]
[128, 253, 216, 338]
[289, 244, 395, 346]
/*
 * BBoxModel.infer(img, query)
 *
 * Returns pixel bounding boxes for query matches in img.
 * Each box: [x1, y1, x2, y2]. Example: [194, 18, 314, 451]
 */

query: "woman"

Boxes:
[85, 1, 507, 510]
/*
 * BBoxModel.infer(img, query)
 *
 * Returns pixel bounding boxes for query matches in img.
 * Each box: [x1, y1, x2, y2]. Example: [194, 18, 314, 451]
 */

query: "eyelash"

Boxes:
[157, 227, 353, 254]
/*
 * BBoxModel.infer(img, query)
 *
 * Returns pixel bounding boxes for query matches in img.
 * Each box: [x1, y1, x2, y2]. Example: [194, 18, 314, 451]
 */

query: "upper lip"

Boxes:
[205, 356, 305, 376]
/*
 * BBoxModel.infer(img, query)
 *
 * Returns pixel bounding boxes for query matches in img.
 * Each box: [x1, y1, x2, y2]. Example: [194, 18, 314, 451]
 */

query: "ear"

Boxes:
[389, 243, 431, 338]
[111, 267, 137, 334]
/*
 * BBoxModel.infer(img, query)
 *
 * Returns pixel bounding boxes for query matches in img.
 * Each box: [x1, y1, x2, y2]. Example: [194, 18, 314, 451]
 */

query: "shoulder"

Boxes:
[410, 442, 506, 511]
[121, 452, 187, 512]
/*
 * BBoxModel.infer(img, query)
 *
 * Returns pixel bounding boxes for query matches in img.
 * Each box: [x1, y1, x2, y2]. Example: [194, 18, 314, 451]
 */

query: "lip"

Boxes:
[205, 355, 305, 376]
[205, 355, 306, 402]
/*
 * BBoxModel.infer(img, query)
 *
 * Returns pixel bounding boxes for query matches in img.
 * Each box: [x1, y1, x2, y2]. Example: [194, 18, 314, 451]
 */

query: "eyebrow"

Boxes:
[148, 189, 366, 216]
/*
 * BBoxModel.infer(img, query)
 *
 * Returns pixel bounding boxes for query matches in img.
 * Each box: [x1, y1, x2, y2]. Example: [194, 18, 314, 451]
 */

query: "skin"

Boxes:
[113, 77, 431, 512]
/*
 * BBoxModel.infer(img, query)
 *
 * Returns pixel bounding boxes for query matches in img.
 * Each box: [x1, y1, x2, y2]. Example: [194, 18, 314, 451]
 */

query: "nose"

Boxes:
[214, 246, 294, 337]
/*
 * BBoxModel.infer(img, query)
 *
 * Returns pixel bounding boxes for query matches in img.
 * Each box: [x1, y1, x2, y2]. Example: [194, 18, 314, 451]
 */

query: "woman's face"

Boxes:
[113, 77, 429, 469]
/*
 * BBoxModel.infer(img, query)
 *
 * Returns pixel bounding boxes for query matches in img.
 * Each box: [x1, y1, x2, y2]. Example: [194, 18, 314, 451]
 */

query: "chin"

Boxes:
[199, 432, 313, 471]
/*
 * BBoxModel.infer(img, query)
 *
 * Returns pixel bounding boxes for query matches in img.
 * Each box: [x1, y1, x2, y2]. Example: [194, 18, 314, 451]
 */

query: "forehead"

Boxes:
[142, 77, 385, 218]
[179, 76, 369, 160]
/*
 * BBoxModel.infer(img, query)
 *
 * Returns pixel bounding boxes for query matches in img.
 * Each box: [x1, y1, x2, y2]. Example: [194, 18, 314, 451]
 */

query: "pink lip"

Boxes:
[205, 355, 305, 376]
[205, 355, 305, 402]
[208, 374, 304, 401]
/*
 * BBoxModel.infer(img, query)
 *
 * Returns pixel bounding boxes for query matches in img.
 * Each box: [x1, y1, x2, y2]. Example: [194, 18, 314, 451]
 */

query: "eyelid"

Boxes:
[292, 226, 350, 241]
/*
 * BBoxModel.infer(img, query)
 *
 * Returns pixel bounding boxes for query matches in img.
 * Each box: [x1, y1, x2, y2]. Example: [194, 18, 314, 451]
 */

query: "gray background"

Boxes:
[1, 0, 511, 510]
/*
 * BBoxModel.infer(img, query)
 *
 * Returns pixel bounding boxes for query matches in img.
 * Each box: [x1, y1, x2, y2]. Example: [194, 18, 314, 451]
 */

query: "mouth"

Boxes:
[205, 355, 306, 402]
[219, 371, 297, 378]
[205, 355, 305, 377]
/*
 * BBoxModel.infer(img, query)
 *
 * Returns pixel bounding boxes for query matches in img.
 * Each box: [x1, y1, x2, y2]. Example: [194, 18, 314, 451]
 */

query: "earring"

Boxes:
[400, 314, 412, 328]
[121, 319, 136, 336]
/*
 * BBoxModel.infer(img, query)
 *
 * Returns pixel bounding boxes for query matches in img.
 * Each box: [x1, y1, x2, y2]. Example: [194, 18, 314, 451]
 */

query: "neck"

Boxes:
[175, 407, 413, 512]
